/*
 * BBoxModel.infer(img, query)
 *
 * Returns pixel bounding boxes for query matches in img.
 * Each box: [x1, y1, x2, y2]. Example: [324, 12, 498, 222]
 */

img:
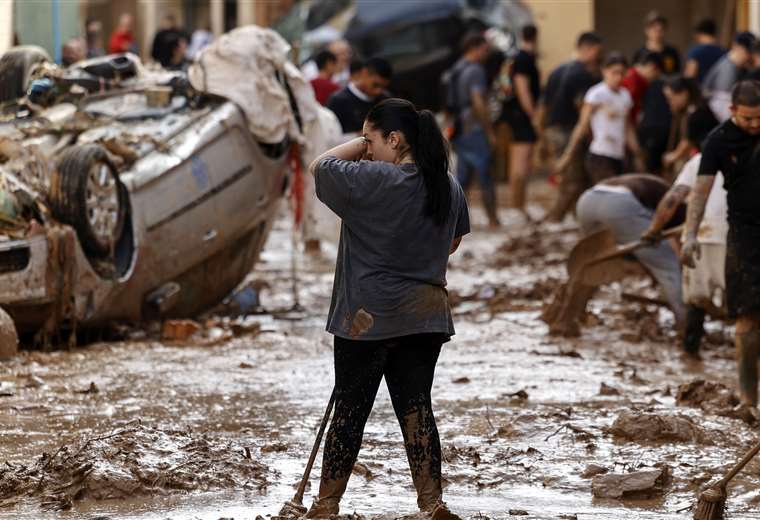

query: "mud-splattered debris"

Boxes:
[598, 383, 621, 396]
[0, 423, 271, 510]
[75, 381, 99, 394]
[25, 374, 45, 388]
[452, 377, 471, 384]
[722, 403, 760, 426]
[0, 306, 18, 360]
[239, 361, 254, 369]
[581, 463, 608, 479]
[261, 442, 288, 453]
[508, 510, 529, 516]
[443, 445, 481, 466]
[676, 379, 739, 410]
[161, 319, 201, 342]
[606, 411, 706, 443]
[503, 389, 529, 401]
[352, 462, 375, 480]
[591, 466, 669, 498]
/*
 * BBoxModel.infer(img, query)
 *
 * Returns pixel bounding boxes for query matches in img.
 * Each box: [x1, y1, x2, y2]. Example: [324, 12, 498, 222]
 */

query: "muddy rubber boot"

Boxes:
[302, 498, 338, 519]
[422, 501, 464, 520]
[683, 305, 706, 356]
[736, 330, 760, 406]
[302, 475, 348, 519]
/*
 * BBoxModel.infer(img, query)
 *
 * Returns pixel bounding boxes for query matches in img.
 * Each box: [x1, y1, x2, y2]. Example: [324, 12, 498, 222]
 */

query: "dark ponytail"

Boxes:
[365, 98, 452, 225]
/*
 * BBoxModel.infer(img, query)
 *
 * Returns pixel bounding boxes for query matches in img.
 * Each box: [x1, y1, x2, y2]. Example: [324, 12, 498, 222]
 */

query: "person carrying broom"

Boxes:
[303, 98, 470, 519]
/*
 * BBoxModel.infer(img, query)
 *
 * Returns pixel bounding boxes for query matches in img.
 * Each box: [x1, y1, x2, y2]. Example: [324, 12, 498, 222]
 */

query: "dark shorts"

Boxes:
[585, 152, 623, 183]
[502, 105, 537, 143]
[725, 224, 760, 319]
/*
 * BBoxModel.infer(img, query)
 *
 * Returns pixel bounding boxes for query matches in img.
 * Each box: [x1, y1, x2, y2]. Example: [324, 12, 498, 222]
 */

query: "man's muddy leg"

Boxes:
[683, 305, 706, 355]
[384, 336, 444, 512]
[735, 314, 760, 406]
[308, 337, 387, 516]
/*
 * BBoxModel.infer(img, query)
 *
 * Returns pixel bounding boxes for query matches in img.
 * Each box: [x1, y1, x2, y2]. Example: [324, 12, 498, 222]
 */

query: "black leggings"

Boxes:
[320, 333, 444, 507]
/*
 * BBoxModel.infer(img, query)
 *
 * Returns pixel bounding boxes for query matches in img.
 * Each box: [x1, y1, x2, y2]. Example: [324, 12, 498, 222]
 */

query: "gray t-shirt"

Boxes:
[314, 156, 470, 341]
[452, 58, 487, 134]
[703, 55, 740, 94]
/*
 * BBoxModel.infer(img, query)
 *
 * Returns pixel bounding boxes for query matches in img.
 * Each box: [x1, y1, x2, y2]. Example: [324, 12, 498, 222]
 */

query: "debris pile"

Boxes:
[591, 466, 670, 499]
[0, 422, 271, 510]
[606, 411, 707, 444]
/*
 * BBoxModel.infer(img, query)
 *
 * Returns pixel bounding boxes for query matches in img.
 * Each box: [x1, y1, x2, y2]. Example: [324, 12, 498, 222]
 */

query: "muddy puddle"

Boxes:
[1, 184, 760, 520]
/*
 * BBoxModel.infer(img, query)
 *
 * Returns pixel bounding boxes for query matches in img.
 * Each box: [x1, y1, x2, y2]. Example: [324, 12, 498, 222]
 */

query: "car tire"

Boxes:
[0, 46, 50, 103]
[49, 145, 127, 258]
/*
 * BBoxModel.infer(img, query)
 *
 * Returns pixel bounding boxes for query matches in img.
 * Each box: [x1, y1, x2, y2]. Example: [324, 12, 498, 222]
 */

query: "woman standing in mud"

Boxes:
[306, 98, 469, 519]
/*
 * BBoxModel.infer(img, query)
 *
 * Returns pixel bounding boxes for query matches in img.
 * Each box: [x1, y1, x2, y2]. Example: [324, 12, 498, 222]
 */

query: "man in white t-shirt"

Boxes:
[642, 153, 727, 356]
[555, 53, 645, 193]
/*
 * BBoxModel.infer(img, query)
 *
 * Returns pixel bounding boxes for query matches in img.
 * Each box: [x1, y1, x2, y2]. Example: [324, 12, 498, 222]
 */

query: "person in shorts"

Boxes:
[501, 24, 540, 214]
[681, 80, 760, 405]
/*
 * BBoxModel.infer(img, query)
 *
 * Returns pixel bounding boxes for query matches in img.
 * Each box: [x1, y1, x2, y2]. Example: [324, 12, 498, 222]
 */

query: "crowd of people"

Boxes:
[58, 12, 212, 71]
[297, 14, 760, 517]
[301, 14, 760, 405]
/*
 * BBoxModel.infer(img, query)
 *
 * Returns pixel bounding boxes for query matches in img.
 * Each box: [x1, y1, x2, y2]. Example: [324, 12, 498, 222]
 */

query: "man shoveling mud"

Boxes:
[575, 174, 686, 328]
[304, 98, 469, 519]
[681, 80, 760, 405]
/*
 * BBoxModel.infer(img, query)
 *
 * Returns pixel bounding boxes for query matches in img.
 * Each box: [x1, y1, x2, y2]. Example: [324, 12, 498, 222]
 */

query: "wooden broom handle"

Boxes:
[719, 437, 760, 487]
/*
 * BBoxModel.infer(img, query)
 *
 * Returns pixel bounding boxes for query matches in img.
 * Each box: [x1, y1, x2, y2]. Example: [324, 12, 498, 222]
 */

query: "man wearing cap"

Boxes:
[702, 32, 756, 121]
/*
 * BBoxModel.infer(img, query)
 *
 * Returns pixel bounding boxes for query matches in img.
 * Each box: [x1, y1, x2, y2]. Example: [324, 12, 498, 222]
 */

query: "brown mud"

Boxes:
[1, 186, 760, 519]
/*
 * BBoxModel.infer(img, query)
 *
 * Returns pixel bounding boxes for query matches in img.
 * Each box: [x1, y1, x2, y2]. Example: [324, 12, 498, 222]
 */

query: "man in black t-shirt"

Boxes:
[682, 80, 760, 405]
[632, 11, 681, 75]
[502, 24, 541, 214]
[540, 32, 602, 222]
[327, 57, 392, 134]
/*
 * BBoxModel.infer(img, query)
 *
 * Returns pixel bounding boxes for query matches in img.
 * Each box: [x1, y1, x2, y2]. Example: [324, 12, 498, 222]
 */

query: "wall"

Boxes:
[14, 0, 80, 61]
[593, 0, 728, 65]
[0, 0, 12, 55]
[524, 0, 594, 81]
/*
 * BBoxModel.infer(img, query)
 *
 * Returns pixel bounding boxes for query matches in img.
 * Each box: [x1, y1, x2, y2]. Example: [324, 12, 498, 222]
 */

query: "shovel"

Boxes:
[543, 225, 683, 335]
[568, 225, 683, 284]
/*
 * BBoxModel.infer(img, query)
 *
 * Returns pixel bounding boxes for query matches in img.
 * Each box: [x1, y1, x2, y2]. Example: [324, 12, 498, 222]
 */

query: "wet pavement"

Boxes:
[1, 187, 760, 520]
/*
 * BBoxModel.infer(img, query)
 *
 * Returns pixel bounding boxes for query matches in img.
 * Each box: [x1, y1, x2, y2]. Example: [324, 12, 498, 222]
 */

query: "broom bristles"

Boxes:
[693, 486, 727, 520]
[279, 499, 307, 517]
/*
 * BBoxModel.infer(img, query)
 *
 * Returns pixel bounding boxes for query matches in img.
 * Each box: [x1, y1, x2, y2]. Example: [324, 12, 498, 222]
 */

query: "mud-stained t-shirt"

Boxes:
[314, 156, 470, 341]
[698, 119, 760, 227]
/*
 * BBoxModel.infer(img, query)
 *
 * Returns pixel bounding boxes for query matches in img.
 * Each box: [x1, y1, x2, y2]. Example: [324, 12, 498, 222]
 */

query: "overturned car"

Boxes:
[0, 27, 336, 345]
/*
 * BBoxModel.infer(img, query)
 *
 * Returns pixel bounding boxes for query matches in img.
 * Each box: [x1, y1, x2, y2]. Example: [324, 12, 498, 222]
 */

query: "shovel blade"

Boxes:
[567, 227, 617, 278]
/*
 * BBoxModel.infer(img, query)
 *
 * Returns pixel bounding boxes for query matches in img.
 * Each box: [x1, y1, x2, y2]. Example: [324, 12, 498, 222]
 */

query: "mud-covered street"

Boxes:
[0, 189, 758, 520]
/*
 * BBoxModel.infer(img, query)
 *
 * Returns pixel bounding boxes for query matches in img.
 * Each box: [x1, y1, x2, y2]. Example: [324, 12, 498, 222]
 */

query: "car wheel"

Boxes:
[0, 46, 50, 103]
[49, 145, 127, 258]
